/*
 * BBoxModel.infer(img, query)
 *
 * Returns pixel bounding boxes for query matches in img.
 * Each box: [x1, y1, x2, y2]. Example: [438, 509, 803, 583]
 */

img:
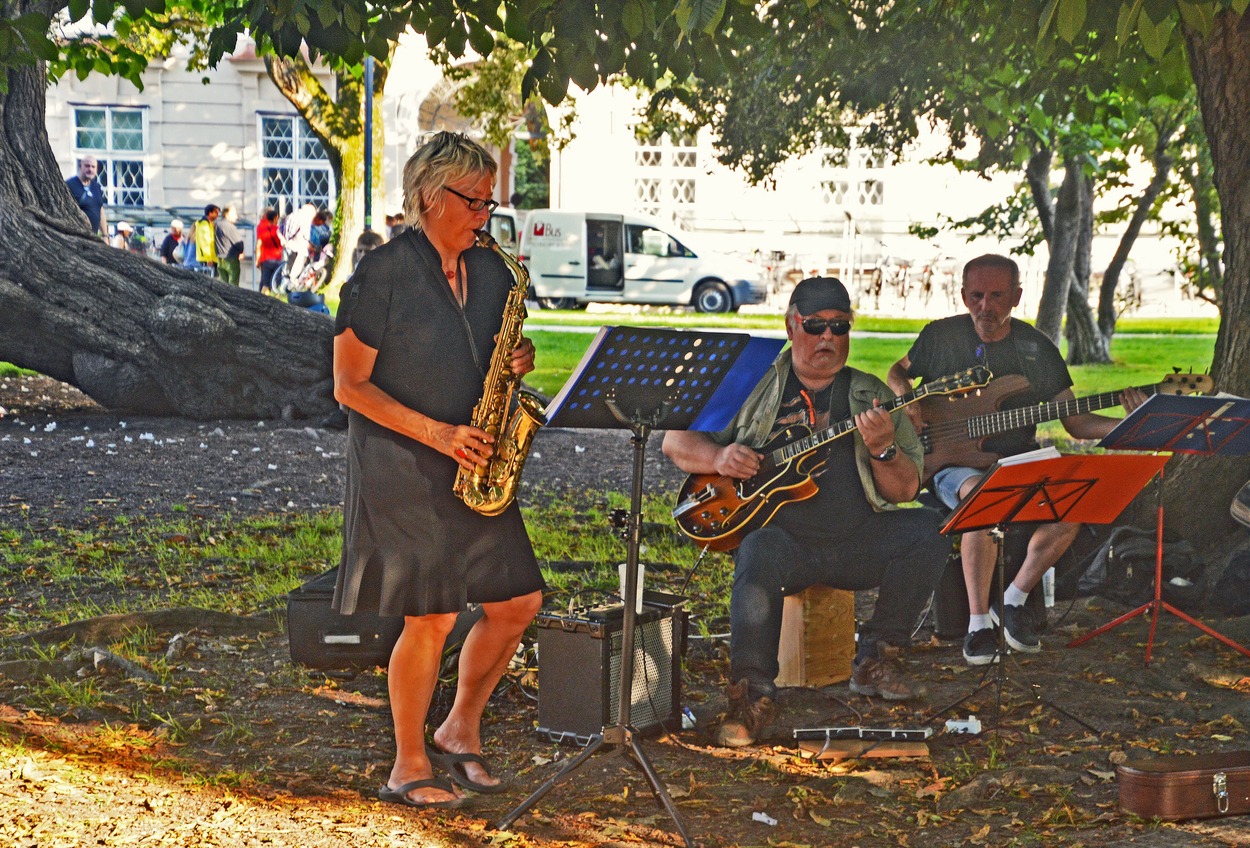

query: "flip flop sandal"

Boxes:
[377, 776, 466, 809]
[427, 743, 508, 794]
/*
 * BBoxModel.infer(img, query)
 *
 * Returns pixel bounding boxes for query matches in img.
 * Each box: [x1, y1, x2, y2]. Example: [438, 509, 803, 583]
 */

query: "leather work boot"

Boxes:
[849, 645, 922, 702]
[715, 678, 775, 747]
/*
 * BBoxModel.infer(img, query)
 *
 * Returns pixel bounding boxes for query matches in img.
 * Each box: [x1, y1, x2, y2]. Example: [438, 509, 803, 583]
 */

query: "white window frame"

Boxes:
[71, 104, 149, 207]
[257, 113, 335, 217]
[632, 132, 699, 225]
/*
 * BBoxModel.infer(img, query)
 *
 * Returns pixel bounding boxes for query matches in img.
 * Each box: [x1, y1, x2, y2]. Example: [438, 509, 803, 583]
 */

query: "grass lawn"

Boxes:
[1, 316, 1218, 402]
[526, 324, 1217, 400]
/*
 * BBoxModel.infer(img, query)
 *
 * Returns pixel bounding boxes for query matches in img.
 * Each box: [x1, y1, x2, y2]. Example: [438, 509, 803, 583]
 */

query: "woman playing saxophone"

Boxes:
[332, 131, 545, 808]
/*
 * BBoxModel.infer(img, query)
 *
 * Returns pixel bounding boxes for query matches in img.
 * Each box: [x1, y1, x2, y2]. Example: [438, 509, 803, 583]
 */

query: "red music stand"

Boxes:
[931, 451, 1168, 732]
[1068, 395, 1250, 664]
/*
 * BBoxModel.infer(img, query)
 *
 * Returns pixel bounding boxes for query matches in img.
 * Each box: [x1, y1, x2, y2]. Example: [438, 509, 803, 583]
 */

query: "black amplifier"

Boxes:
[535, 593, 686, 745]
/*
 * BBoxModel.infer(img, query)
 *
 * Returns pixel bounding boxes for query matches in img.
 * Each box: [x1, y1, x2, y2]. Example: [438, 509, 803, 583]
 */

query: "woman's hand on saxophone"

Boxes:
[445, 423, 494, 468]
[507, 335, 535, 377]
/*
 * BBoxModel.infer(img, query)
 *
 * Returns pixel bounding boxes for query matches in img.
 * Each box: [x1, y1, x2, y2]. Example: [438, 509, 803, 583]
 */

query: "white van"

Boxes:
[488, 207, 520, 253]
[517, 210, 768, 312]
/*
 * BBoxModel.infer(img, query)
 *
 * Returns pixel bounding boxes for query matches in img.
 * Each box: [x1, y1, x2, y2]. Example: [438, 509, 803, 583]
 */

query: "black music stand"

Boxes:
[1068, 394, 1250, 663]
[926, 452, 1168, 733]
[495, 327, 782, 847]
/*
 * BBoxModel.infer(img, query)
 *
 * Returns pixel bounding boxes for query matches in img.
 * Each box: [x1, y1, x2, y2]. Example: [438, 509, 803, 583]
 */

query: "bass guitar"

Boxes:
[916, 371, 1214, 485]
[672, 366, 991, 551]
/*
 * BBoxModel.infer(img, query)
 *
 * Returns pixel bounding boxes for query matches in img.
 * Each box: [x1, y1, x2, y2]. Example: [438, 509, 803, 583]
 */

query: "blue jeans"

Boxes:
[730, 507, 950, 696]
[933, 466, 984, 510]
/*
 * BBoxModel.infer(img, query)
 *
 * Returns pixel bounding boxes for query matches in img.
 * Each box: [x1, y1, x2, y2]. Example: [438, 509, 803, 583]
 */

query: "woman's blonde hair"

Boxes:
[402, 131, 497, 231]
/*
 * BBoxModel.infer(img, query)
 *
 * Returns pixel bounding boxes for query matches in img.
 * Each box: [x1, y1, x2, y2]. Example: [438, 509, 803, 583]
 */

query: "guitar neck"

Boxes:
[770, 389, 925, 464]
[968, 384, 1147, 438]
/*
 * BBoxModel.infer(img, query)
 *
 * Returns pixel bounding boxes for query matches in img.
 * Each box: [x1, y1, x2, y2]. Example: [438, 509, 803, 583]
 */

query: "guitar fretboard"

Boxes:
[771, 382, 942, 464]
[966, 385, 1152, 438]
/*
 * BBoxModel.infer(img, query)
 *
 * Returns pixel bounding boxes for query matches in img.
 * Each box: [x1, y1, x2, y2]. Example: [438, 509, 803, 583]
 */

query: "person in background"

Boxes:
[662, 277, 948, 747]
[255, 208, 284, 294]
[159, 220, 185, 265]
[216, 206, 245, 286]
[332, 131, 543, 808]
[189, 205, 220, 277]
[389, 212, 408, 239]
[310, 207, 333, 262]
[66, 154, 107, 237]
[110, 221, 133, 250]
[352, 229, 384, 269]
[282, 202, 317, 282]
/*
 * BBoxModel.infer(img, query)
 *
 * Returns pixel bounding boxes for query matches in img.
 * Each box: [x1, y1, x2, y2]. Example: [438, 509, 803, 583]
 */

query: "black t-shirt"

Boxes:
[769, 368, 874, 542]
[905, 314, 1072, 457]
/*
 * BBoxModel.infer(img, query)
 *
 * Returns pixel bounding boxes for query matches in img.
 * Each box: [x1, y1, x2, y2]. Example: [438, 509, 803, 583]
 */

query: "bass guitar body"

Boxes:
[917, 374, 1033, 482]
[672, 425, 826, 552]
[916, 370, 1213, 485]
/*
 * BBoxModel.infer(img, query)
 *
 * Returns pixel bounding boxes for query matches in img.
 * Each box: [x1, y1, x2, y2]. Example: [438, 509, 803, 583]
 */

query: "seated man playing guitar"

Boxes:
[887, 253, 1145, 667]
[663, 277, 949, 747]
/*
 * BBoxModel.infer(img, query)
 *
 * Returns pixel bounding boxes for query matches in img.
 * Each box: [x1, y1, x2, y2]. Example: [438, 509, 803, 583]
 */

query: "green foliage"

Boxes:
[512, 142, 549, 208]
[434, 37, 562, 157]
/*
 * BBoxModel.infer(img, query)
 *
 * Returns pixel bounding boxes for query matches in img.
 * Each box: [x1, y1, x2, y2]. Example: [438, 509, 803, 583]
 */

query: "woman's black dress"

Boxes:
[331, 229, 545, 617]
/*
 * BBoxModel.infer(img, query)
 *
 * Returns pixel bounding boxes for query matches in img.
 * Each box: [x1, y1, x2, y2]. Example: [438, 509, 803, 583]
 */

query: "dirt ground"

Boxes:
[2, 373, 1250, 848]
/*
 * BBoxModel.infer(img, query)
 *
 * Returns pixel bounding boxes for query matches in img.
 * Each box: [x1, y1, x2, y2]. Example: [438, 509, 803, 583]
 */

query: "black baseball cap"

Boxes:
[789, 276, 851, 314]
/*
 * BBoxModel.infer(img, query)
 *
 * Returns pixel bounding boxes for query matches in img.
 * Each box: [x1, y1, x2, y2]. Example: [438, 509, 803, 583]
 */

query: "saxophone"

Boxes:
[453, 230, 547, 515]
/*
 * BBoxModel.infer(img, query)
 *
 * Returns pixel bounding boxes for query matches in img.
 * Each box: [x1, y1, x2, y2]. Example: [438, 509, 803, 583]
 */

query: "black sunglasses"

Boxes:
[444, 185, 499, 214]
[799, 317, 852, 336]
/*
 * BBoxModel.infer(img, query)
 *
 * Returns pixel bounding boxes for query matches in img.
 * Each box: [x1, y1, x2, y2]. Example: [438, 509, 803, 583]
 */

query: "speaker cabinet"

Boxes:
[536, 601, 685, 744]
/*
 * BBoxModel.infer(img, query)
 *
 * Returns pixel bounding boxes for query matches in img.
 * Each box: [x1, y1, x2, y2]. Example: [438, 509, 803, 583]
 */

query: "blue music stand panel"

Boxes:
[543, 326, 785, 431]
[1098, 393, 1250, 456]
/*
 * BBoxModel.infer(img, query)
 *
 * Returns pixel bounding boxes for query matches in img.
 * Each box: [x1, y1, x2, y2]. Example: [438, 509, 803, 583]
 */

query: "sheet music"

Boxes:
[995, 446, 1061, 466]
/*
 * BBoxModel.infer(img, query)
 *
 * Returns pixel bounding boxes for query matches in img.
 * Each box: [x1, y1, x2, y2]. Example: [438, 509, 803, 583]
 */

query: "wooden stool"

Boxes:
[775, 585, 856, 687]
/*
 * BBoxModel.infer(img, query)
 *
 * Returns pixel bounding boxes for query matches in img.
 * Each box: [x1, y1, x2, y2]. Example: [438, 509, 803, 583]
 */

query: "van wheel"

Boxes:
[537, 297, 579, 310]
[694, 281, 733, 313]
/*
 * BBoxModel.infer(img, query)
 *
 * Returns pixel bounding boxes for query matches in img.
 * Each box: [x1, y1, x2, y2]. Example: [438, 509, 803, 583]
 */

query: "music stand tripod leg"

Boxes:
[925, 527, 1099, 735]
[494, 734, 605, 831]
[924, 525, 1016, 729]
[626, 732, 694, 846]
[986, 527, 1100, 734]
[495, 409, 695, 847]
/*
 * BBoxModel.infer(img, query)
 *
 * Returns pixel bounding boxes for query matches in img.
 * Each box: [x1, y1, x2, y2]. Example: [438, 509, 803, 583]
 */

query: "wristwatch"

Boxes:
[871, 443, 897, 462]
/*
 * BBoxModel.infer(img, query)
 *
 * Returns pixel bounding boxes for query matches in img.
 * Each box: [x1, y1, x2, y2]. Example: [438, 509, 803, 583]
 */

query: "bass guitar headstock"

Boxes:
[1158, 370, 1214, 396]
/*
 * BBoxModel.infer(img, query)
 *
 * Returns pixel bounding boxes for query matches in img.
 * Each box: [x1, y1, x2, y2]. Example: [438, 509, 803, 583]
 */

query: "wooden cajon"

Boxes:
[775, 585, 855, 687]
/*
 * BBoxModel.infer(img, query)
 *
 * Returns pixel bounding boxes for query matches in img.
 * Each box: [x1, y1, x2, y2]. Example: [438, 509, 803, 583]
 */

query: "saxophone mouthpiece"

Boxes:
[474, 229, 496, 248]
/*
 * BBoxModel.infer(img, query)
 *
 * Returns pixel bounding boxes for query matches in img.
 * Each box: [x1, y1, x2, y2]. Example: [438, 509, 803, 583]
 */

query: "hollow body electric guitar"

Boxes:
[672, 367, 991, 551]
[916, 371, 1214, 485]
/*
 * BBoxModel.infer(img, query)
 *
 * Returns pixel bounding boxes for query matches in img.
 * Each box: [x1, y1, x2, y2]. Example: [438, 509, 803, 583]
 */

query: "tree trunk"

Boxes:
[1025, 146, 1054, 243]
[0, 61, 336, 420]
[1179, 121, 1224, 307]
[1035, 156, 1083, 343]
[265, 53, 390, 295]
[1065, 172, 1110, 364]
[1098, 122, 1177, 337]
[1168, 11, 1250, 552]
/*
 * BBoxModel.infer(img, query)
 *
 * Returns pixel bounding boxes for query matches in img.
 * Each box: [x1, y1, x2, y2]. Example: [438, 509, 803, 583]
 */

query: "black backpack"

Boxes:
[1075, 526, 1206, 611]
